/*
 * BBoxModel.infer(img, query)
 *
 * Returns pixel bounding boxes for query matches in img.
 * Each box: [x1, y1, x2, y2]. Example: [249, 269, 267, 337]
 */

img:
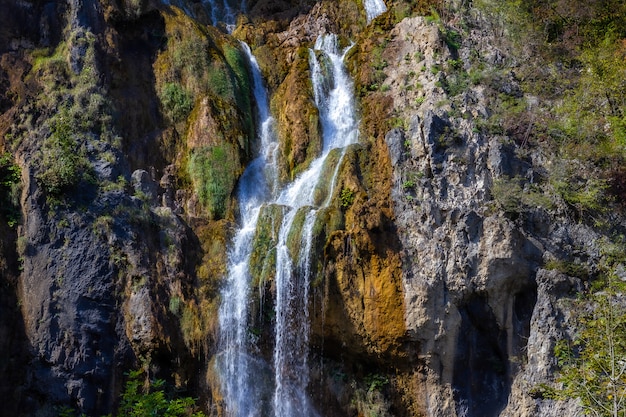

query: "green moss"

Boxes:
[249, 204, 286, 287]
[312, 206, 345, 242]
[156, 9, 254, 150]
[271, 47, 321, 182]
[207, 61, 234, 100]
[286, 207, 310, 260]
[222, 44, 254, 141]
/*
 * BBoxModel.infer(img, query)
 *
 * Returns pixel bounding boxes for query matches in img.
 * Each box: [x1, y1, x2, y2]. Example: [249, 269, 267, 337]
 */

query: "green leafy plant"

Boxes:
[364, 373, 389, 392]
[340, 188, 356, 208]
[119, 370, 207, 417]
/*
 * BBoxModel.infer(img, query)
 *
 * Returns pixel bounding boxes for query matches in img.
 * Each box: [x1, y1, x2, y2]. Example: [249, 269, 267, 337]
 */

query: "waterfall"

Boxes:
[216, 41, 278, 417]
[363, 0, 387, 22]
[201, 0, 246, 28]
[217, 33, 359, 417]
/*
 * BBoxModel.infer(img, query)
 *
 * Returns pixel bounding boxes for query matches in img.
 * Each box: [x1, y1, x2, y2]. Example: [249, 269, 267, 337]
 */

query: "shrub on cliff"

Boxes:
[188, 145, 237, 219]
[160, 83, 194, 123]
[37, 110, 94, 197]
[555, 250, 626, 417]
[0, 152, 20, 226]
[118, 370, 207, 417]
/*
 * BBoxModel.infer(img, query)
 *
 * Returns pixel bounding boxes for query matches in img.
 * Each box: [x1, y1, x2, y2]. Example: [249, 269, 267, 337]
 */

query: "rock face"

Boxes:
[0, 0, 619, 416]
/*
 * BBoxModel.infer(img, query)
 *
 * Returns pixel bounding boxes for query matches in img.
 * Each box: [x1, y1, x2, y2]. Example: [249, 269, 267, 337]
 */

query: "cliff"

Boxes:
[0, 0, 624, 416]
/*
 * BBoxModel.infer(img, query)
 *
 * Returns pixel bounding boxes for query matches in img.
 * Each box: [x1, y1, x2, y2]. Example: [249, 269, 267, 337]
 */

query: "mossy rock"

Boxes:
[312, 148, 342, 206]
[285, 206, 314, 261]
[194, 219, 234, 296]
[312, 206, 345, 245]
[308, 206, 345, 287]
[271, 47, 321, 183]
[249, 204, 287, 288]
[154, 6, 254, 159]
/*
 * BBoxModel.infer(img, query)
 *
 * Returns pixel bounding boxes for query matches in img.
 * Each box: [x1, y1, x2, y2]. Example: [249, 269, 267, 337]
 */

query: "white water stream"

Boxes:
[363, 0, 387, 22]
[216, 34, 358, 417]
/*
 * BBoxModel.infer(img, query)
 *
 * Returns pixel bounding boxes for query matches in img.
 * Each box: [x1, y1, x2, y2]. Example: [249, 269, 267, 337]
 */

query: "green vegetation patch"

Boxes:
[37, 109, 94, 197]
[554, 267, 626, 416]
[0, 153, 20, 227]
[119, 369, 207, 417]
[188, 144, 238, 219]
[491, 176, 553, 215]
[159, 83, 194, 123]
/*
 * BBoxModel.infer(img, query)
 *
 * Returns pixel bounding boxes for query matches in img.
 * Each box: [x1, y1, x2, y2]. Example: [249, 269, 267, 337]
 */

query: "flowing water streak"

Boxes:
[272, 33, 359, 417]
[363, 0, 387, 22]
[202, 0, 245, 28]
[218, 33, 359, 417]
[217, 42, 278, 417]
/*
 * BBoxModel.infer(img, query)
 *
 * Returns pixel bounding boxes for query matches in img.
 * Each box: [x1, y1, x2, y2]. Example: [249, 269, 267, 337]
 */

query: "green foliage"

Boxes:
[425, 7, 461, 51]
[549, 165, 609, 218]
[37, 110, 93, 196]
[23, 28, 121, 205]
[119, 370, 206, 417]
[56, 406, 85, 417]
[492, 177, 523, 213]
[555, 269, 626, 417]
[350, 373, 392, 417]
[0, 152, 20, 227]
[340, 188, 356, 208]
[207, 63, 233, 99]
[441, 72, 468, 97]
[160, 83, 193, 123]
[188, 145, 236, 219]
[475, 0, 626, 171]
[528, 383, 559, 400]
[544, 259, 589, 279]
[364, 373, 389, 392]
[491, 176, 553, 214]
[558, 35, 626, 154]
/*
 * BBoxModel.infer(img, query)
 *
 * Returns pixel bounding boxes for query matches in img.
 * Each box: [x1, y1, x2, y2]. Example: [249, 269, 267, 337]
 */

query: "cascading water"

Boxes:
[215, 42, 278, 417]
[197, 0, 246, 28]
[363, 0, 387, 22]
[216, 34, 359, 417]
[271, 36, 358, 416]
